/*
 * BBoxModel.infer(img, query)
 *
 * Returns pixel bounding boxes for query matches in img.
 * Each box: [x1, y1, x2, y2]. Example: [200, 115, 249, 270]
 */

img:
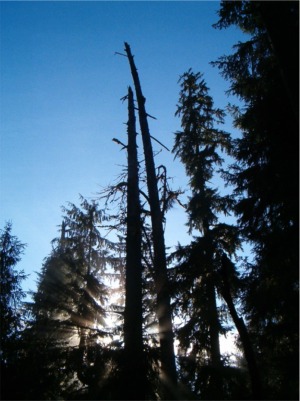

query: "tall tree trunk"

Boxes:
[206, 279, 223, 399]
[220, 254, 262, 400]
[124, 42, 177, 398]
[206, 278, 222, 367]
[204, 227, 223, 399]
[123, 86, 146, 400]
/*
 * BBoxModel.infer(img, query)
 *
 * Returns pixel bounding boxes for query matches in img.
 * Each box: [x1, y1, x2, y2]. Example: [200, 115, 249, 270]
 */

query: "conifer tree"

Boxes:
[0, 222, 27, 400]
[213, 2, 299, 398]
[172, 69, 244, 399]
[25, 198, 116, 399]
[0, 223, 27, 351]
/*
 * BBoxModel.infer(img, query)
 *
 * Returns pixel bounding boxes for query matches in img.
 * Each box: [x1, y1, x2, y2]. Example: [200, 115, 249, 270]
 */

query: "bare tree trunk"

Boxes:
[220, 254, 262, 400]
[124, 42, 177, 398]
[123, 86, 146, 400]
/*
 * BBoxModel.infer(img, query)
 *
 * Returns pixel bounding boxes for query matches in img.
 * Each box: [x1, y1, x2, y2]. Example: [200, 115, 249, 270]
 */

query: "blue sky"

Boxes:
[0, 1, 245, 295]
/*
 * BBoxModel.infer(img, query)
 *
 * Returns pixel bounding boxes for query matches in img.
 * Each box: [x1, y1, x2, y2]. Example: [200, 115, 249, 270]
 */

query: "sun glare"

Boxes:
[219, 331, 240, 364]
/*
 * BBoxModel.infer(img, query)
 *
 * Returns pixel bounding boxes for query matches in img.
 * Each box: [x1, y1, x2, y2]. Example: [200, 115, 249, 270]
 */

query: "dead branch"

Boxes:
[114, 51, 127, 57]
[120, 94, 128, 103]
[134, 107, 157, 120]
[150, 135, 170, 151]
[112, 138, 127, 149]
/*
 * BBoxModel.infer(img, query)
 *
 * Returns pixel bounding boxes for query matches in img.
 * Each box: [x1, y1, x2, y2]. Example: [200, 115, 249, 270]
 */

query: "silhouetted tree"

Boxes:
[122, 86, 147, 399]
[124, 42, 178, 399]
[22, 198, 121, 399]
[107, 81, 182, 399]
[0, 222, 27, 400]
[0, 223, 27, 354]
[219, 253, 262, 399]
[213, 2, 299, 398]
[171, 69, 257, 399]
[123, 42, 178, 399]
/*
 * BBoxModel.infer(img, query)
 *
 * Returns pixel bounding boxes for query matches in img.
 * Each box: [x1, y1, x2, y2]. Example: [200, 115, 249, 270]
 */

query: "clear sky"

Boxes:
[0, 1, 245, 295]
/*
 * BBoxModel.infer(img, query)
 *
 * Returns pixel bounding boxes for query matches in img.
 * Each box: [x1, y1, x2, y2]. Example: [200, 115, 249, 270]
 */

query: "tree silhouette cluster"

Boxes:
[1, 2, 298, 400]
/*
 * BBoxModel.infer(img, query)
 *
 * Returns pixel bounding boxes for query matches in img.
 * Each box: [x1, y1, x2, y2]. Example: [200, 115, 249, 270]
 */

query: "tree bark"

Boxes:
[207, 278, 222, 366]
[123, 86, 146, 400]
[124, 42, 177, 398]
[203, 227, 223, 399]
[220, 254, 262, 400]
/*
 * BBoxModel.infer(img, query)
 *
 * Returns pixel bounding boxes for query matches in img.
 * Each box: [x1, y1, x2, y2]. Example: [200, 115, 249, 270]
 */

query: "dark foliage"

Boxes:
[213, 1, 299, 399]
[170, 69, 251, 399]
[0, 223, 28, 400]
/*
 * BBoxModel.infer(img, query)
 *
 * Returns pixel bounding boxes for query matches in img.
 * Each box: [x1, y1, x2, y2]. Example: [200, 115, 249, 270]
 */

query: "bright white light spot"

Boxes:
[220, 331, 241, 365]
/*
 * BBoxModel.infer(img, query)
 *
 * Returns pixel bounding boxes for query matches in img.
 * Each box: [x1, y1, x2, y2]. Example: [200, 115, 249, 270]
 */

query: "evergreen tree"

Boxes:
[0, 222, 27, 400]
[213, 2, 299, 398]
[24, 197, 117, 399]
[172, 70, 256, 399]
[0, 222, 27, 355]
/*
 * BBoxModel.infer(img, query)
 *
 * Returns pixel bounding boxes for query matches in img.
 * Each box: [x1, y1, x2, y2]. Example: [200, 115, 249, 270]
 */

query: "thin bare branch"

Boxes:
[112, 138, 127, 149]
[150, 135, 170, 151]
[114, 51, 127, 57]
[134, 107, 157, 120]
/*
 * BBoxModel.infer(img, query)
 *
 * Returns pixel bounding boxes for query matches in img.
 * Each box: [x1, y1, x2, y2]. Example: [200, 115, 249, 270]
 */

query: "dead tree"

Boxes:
[123, 86, 146, 399]
[124, 42, 177, 398]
